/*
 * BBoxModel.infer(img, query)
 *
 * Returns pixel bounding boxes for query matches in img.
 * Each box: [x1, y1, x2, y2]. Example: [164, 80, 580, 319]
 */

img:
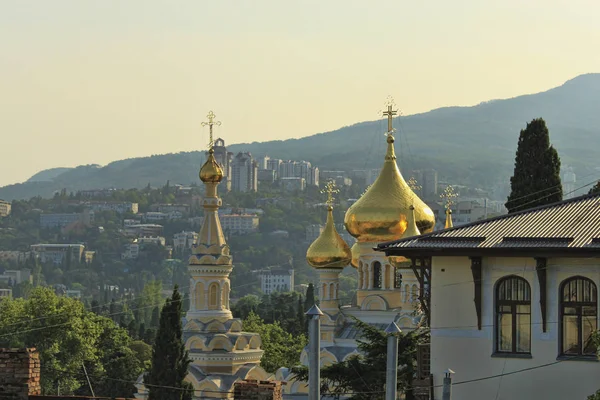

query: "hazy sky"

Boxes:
[1, 0, 599, 187]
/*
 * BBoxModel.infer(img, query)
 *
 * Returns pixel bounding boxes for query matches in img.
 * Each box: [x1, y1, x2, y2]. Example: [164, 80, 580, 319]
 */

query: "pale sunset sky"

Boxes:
[1, 0, 599, 187]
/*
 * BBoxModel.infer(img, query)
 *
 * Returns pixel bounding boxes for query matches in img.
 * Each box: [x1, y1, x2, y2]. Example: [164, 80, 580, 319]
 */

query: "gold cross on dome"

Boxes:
[201, 110, 222, 150]
[320, 180, 339, 207]
[440, 185, 458, 210]
[382, 100, 398, 134]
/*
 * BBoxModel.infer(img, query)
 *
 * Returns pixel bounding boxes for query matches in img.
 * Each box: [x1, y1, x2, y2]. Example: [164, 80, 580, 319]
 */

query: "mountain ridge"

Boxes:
[3, 73, 600, 201]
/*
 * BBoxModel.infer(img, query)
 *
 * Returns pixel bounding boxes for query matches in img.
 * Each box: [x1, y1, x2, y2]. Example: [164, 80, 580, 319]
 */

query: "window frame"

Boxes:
[494, 275, 532, 355]
[559, 276, 598, 358]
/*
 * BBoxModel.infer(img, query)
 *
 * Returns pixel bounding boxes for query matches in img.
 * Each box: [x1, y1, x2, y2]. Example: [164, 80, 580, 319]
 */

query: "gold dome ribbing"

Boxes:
[307, 206, 351, 269]
[200, 149, 224, 183]
[344, 134, 435, 242]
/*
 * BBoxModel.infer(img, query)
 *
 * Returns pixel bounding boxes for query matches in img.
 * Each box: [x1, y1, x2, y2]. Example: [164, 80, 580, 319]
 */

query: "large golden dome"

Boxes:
[200, 149, 224, 183]
[344, 134, 435, 242]
[307, 206, 351, 269]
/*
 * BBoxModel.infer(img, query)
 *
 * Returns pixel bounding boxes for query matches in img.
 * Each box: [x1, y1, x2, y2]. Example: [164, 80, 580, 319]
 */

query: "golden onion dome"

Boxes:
[200, 149, 224, 183]
[402, 205, 421, 238]
[444, 209, 453, 229]
[344, 134, 435, 242]
[306, 206, 352, 269]
[350, 242, 360, 268]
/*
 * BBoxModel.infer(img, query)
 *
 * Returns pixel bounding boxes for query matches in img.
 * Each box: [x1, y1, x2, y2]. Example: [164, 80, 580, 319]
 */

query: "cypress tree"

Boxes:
[303, 283, 315, 311]
[506, 118, 562, 213]
[146, 285, 190, 400]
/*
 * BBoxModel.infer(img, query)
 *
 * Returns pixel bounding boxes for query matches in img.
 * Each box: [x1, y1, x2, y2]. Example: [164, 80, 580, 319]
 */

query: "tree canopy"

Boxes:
[243, 311, 307, 373]
[0, 287, 142, 396]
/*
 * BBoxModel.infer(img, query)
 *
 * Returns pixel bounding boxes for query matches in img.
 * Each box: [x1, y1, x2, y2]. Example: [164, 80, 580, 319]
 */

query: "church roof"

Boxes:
[377, 193, 600, 256]
[337, 321, 389, 340]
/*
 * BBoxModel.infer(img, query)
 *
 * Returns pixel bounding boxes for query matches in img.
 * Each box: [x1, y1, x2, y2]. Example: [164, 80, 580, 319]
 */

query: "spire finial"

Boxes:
[201, 110, 221, 151]
[321, 179, 339, 209]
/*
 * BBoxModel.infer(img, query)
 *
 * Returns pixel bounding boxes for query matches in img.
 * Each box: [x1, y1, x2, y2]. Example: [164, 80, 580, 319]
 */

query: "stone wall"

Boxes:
[233, 380, 282, 400]
[0, 348, 41, 400]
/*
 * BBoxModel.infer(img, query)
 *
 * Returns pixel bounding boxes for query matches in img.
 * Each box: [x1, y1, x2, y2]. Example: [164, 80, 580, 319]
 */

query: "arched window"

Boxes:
[495, 276, 531, 354]
[373, 261, 382, 289]
[560, 276, 597, 356]
[195, 282, 205, 310]
[208, 283, 219, 310]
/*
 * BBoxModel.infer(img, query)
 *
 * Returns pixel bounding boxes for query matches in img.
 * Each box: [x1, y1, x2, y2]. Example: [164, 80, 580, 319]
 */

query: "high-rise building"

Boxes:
[266, 158, 282, 178]
[278, 161, 297, 179]
[563, 166, 576, 199]
[231, 152, 258, 192]
[257, 155, 270, 170]
[278, 160, 319, 186]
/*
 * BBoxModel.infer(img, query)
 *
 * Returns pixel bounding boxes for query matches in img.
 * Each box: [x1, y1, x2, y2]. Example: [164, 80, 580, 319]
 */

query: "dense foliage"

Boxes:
[0, 287, 142, 396]
[243, 311, 307, 373]
[146, 286, 191, 400]
[292, 318, 429, 400]
[505, 118, 562, 213]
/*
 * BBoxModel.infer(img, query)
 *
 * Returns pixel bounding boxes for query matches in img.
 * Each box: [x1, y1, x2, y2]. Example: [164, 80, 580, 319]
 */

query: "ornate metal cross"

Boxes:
[440, 185, 458, 210]
[321, 180, 339, 207]
[201, 110, 221, 150]
[382, 104, 398, 134]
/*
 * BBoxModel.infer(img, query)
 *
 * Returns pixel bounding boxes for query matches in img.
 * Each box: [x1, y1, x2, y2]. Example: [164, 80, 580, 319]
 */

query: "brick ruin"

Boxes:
[233, 380, 283, 400]
[0, 348, 41, 400]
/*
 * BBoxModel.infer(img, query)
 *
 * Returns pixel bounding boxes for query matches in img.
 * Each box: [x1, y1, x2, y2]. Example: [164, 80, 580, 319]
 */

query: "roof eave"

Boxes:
[381, 246, 600, 258]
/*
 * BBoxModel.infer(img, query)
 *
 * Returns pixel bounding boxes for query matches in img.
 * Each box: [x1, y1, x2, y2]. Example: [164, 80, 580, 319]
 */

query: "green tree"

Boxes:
[232, 294, 260, 320]
[243, 312, 306, 373]
[0, 287, 140, 395]
[292, 318, 429, 400]
[505, 118, 562, 213]
[303, 283, 315, 311]
[589, 181, 600, 195]
[146, 285, 190, 400]
[588, 390, 600, 400]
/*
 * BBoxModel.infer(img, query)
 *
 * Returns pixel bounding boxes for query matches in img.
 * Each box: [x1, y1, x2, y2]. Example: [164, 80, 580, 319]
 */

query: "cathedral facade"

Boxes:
[279, 106, 438, 396]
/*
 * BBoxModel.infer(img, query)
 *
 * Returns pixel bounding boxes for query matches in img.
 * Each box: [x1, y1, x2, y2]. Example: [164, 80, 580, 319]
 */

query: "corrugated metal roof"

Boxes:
[378, 193, 600, 251]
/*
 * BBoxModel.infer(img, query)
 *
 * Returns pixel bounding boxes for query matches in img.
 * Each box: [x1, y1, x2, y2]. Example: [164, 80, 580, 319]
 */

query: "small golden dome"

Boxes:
[344, 134, 435, 242]
[200, 149, 224, 183]
[307, 206, 351, 269]
[444, 209, 453, 229]
[402, 205, 421, 238]
[350, 242, 360, 268]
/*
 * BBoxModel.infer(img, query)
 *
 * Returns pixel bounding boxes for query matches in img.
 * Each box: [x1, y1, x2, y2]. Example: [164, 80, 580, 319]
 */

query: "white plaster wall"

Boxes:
[431, 256, 600, 400]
